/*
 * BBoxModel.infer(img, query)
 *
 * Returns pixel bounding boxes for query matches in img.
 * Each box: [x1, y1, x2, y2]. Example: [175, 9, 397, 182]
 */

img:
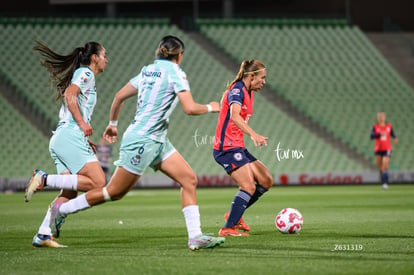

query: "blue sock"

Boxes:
[224, 190, 251, 228]
[246, 184, 268, 209]
[382, 170, 389, 184]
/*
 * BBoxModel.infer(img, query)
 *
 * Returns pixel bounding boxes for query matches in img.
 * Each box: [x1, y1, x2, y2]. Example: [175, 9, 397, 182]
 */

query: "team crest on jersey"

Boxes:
[233, 152, 243, 161]
[130, 155, 141, 166]
[230, 88, 240, 96]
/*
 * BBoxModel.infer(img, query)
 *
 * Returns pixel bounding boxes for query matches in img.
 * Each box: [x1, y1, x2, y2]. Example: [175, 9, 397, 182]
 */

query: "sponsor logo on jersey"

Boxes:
[143, 71, 162, 78]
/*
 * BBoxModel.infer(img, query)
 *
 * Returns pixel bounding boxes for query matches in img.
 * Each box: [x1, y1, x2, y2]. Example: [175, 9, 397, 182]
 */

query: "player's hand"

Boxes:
[79, 121, 93, 136]
[88, 139, 97, 154]
[209, 101, 220, 112]
[103, 125, 118, 144]
[394, 138, 398, 145]
[251, 132, 268, 147]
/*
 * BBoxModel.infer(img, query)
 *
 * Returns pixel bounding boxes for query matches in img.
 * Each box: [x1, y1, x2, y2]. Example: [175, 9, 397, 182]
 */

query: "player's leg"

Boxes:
[381, 155, 390, 189]
[32, 170, 75, 248]
[376, 155, 383, 173]
[60, 167, 139, 213]
[245, 159, 273, 209]
[219, 164, 255, 236]
[25, 131, 106, 201]
[50, 138, 151, 237]
[49, 167, 139, 238]
[157, 150, 225, 250]
[45, 161, 106, 191]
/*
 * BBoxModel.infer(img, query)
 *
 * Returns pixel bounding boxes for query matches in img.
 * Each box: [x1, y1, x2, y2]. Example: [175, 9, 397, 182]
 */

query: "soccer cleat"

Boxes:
[25, 169, 47, 202]
[49, 201, 67, 238]
[188, 234, 225, 251]
[224, 211, 251, 232]
[219, 227, 250, 237]
[32, 234, 67, 248]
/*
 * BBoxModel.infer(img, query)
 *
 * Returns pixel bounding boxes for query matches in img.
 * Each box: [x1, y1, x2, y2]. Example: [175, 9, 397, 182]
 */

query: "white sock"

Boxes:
[59, 193, 90, 215]
[182, 205, 202, 239]
[46, 175, 78, 191]
[37, 207, 52, 236]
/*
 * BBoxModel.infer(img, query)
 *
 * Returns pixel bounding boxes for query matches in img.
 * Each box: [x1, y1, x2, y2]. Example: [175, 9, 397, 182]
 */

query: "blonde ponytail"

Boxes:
[221, 59, 265, 103]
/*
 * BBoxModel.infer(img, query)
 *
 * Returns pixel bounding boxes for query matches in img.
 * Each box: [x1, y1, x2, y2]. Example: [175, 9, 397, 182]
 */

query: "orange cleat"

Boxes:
[219, 227, 250, 237]
[224, 211, 251, 232]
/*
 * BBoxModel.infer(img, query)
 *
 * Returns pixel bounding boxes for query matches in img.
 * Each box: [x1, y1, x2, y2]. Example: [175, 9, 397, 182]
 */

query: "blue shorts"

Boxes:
[375, 150, 391, 157]
[213, 148, 257, 174]
[49, 128, 97, 174]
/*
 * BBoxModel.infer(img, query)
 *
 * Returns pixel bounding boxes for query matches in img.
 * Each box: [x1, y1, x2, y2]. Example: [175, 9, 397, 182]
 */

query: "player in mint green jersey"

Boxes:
[39, 35, 225, 250]
[25, 41, 108, 247]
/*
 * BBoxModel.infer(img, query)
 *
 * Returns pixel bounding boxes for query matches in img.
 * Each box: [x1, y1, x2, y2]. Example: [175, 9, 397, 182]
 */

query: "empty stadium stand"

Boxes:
[3, 17, 411, 180]
[198, 18, 414, 171]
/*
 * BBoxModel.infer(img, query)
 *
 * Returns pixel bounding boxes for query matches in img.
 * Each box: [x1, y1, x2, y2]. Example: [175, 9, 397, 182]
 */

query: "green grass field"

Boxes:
[1, 185, 413, 275]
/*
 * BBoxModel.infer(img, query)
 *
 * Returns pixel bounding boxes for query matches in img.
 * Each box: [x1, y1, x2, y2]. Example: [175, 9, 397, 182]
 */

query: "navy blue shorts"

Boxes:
[213, 148, 257, 174]
[375, 150, 391, 157]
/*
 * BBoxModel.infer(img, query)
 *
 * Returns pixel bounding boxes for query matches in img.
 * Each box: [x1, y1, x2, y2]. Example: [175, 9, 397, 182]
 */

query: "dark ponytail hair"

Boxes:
[33, 40, 103, 100]
[155, 35, 185, 60]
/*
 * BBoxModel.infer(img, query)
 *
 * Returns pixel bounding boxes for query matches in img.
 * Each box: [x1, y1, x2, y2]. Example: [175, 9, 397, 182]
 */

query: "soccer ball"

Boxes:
[275, 208, 303, 234]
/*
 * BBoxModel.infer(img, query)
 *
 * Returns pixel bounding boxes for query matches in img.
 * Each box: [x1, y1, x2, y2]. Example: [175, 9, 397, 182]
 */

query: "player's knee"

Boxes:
[87, 175, 105, 189]
[262, 173, 274, 189]
[244, 184, 256, 195]
[108, 188, 127, 201]
[181, 172, 198, 190]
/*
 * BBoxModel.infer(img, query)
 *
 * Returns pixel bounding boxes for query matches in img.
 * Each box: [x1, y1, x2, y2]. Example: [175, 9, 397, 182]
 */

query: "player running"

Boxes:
[25, 41, 108, 248]
[370, 112, 398, 190]
[213, 59, 274, 237]
[35, 35, 225, 250]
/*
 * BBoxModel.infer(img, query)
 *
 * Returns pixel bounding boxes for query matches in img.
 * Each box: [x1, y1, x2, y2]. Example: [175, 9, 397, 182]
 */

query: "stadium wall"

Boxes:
[2, 171, 414, 192]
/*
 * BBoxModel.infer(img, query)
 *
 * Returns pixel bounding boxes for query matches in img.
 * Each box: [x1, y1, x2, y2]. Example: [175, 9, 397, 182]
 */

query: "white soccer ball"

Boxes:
[275, 208, 303, 234]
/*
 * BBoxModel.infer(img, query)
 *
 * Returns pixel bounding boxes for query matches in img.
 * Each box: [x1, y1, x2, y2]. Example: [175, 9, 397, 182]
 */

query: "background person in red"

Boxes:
[213, 60, 273, 237]
[370, 112, 398, 189]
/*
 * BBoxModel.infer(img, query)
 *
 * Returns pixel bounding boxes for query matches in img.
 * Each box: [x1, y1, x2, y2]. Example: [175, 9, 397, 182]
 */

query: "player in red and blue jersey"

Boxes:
[370, 112, 398, 189]
[213, 60, 273, 237]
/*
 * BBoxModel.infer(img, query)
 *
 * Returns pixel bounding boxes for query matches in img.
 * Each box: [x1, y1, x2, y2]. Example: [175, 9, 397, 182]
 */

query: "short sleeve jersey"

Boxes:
[126, 59, 190, 143]
[213, 80, 254, 151]
[57, 67, 96, 130]
[372, 123, 394, 151]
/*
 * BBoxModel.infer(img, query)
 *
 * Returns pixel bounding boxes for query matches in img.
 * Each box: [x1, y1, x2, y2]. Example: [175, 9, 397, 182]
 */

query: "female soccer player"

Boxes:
[370, 112, 398, 190]
[46, 35, 225, 250]
[213, 60, 274, 237]
[25, 41, 108, 247]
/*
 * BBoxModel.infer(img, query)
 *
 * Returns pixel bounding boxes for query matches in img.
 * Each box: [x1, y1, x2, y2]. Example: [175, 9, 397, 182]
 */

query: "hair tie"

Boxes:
[243, 68, 266, 75]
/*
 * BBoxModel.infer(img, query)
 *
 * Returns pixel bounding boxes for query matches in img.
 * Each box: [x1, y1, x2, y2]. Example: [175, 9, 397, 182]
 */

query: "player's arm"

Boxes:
[230, 103, 267, 147]
[177, 90, 219, 115]
[104, 82, 138, 143]
[65, 84, 92, 136]
[370, 126, 380, 139]
[109, 82, 138, 122]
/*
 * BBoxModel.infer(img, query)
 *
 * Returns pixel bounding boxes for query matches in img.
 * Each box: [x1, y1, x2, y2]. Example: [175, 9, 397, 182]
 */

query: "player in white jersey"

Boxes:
[25, 41, 108, 247]
[40, 35, 225, 250]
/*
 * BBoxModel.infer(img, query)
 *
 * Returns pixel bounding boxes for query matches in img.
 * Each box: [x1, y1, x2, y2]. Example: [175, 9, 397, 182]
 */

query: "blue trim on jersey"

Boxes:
[218, 81, 246, 151]
[228, 83, 245, 105]
[219, 111, 231, 151]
